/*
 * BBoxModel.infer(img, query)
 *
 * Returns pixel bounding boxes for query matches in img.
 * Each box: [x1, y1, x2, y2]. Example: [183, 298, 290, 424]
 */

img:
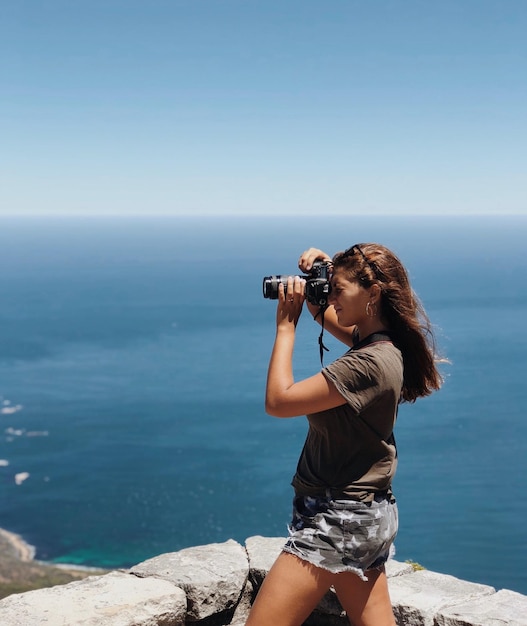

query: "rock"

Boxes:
[230, 578, 254, 626]
[388, 569, 496, 626]
[131, 538, 248, 621]
[386, 559, 414, 578]
[436, 588, 527, 626]
[0, 570, 186, 626]
[0, 537, 526, 626]
[245, 535, 285, 588]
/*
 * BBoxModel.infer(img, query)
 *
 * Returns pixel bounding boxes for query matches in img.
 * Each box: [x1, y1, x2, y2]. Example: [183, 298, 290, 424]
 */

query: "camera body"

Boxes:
[262, 261, 332, 307]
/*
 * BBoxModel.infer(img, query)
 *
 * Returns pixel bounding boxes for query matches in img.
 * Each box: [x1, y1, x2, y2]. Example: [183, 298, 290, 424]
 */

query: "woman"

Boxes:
[246, 244, 443, 626]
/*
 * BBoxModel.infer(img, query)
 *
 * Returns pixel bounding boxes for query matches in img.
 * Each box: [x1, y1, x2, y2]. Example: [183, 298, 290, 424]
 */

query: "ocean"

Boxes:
[0, 215, 526, 595]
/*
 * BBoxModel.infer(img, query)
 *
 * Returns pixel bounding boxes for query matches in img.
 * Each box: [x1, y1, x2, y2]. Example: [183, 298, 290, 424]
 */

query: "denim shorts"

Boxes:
[282, 493, 398, 580]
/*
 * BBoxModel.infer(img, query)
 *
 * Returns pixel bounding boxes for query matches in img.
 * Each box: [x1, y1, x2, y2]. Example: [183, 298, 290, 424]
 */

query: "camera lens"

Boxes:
[262, 275, 289, 299]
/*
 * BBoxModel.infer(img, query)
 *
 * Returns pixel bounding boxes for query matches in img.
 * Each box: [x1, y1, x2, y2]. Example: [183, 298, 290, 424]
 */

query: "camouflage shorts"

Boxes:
[282, 493, 398, 580]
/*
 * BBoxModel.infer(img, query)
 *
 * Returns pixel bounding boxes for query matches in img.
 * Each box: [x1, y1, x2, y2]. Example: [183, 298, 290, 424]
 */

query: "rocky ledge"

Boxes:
[0, 536, 525, 626]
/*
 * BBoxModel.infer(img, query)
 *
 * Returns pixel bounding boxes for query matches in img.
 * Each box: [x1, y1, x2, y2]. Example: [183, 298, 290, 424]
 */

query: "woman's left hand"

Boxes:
[276, 276, 306, 328]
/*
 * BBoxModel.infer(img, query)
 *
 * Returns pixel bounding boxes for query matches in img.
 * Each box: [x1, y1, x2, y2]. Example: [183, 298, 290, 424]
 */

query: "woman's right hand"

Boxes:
[298, 248, 332, 273]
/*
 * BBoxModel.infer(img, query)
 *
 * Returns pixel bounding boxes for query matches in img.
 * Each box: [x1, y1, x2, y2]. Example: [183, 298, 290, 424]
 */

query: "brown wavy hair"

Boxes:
[332, 243, 443, 402]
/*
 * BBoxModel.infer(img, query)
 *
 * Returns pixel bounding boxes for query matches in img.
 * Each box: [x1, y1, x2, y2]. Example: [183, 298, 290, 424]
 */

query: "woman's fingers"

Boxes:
[298, 248, 331, 272]
[291, 276, 306, 301]
[277, 277, 305, 325]
[286, 276, 295, 302]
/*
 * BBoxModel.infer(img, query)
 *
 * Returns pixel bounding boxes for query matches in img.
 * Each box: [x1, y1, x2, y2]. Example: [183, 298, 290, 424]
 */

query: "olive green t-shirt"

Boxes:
[291, 340, 403, 502]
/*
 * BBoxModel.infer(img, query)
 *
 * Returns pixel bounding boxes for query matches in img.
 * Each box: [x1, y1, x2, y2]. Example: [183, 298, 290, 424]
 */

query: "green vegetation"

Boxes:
[405, 559, 426, 571]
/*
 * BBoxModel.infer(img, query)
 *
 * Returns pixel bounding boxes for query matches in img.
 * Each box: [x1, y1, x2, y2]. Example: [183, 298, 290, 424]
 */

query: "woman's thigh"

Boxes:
[245, 551, 334, 626]
[333, 567, 396, 626]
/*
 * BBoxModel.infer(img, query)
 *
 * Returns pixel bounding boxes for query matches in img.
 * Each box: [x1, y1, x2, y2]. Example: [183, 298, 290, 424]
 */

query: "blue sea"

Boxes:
[0, 215, 526, 595]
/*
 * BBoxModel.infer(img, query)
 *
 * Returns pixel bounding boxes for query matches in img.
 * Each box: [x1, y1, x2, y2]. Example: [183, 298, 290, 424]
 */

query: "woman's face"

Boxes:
[328, 269, 371, 328]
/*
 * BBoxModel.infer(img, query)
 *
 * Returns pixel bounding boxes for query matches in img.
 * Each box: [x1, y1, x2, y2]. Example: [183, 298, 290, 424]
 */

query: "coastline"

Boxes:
[0, 526, 109, 600]
[0, 528, 36, 563]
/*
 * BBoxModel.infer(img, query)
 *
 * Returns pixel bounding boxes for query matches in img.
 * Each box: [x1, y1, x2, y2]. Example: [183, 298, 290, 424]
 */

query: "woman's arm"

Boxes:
[299, 248, 357, 348]
[265, 275, 346, 418]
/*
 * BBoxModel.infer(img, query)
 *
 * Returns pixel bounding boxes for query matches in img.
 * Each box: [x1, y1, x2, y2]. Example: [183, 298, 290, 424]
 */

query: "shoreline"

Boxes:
[0, 526, 110, 600]
[0, 526, 109, 572]
[0, 528, 36, 563]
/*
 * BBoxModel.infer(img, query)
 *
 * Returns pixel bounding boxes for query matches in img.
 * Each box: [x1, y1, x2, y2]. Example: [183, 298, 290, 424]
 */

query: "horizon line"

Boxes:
[0, 211, 525, 218]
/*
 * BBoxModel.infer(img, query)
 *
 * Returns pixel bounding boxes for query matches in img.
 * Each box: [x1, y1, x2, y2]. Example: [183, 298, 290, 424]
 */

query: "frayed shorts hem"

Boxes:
[281, 542, 396, 582]
[281, 546, 368, 581]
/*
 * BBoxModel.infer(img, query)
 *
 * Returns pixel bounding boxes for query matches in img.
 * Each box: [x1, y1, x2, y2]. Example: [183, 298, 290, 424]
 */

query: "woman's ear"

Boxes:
[369, 283, 382, 304]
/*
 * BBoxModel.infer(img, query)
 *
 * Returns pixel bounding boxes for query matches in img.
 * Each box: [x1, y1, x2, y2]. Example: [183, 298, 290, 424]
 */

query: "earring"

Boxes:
[366, 302, 377, 317]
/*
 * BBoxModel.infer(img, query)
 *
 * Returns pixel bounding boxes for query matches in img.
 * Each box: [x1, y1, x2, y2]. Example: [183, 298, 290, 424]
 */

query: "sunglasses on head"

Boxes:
[340, 244, 383, 281]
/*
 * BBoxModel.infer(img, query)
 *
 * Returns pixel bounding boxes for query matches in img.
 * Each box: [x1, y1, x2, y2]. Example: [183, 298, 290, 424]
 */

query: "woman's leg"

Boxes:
[245, 551, 334, 626]
[332, 566, 396, 626]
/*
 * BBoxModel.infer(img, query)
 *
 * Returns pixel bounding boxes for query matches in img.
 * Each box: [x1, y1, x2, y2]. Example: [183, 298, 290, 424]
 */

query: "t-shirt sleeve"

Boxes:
[322, 349, 384, 414]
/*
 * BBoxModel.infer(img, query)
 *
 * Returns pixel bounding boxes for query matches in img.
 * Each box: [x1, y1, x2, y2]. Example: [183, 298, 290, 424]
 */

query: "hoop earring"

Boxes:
[366, 302, 377, 317]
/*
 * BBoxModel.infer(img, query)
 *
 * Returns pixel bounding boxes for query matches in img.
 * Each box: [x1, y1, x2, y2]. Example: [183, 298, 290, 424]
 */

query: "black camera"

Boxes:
[262, 261, 332, 307]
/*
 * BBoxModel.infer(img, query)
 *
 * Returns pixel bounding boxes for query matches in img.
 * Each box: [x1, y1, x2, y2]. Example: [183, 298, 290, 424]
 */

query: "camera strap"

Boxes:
[314, 305, 330, 366]
[314, 311, 393, 367]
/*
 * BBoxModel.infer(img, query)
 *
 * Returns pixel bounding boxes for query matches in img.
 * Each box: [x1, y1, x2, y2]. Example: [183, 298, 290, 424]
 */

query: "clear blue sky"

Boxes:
[1, 0, 526, 216]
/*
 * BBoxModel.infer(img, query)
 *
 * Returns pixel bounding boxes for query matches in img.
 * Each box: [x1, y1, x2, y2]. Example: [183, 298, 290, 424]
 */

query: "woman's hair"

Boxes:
[332, 243, 443, 403]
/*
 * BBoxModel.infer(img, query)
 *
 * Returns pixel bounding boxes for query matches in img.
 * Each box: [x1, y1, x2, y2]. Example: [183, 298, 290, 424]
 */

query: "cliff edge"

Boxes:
[0, 535, 526, 625]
